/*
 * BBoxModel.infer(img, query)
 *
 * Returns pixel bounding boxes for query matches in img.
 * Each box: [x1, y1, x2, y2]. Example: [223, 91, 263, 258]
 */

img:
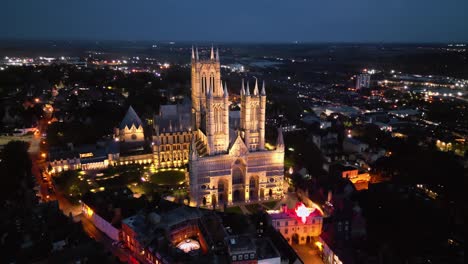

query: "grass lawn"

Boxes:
[100, 164, 142, 177]
[262, 200, 278, 209]
[54, 170, 90, 197]
[150, 170, 185, 186]
[96, 164, 144, 187]
[245, 203, 263, 213]
[224, 206, 243, 214]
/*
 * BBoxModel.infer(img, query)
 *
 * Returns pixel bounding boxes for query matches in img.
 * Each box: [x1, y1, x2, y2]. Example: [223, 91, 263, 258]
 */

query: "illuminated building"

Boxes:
[267, 203, 323, 245]
[121, 203, 283, 264]
[115, 106, 145, 144]
[121, 207, 211, 263]
[152, 102, 193, 169]
[355, 73, 371, 90]
[48, 48, 285, 204]
[48, 144, 112, 173]
[188, 47, 285, 206]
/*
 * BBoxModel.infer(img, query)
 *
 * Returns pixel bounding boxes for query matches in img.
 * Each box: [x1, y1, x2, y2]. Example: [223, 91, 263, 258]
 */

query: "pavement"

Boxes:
[292, 244, 324, 264]
[79, 214, 130, 262]
[239, 204, 249, 214]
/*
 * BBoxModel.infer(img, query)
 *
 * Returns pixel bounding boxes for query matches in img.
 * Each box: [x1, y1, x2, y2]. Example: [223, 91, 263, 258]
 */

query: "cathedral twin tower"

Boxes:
[191, 46, 266, 155]
[189, 47, 284, 206]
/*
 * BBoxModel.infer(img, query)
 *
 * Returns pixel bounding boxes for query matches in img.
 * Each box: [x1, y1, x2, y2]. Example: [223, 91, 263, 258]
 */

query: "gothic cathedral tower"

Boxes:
[191, 47, 230, 155]
[240, 79, 266, 151]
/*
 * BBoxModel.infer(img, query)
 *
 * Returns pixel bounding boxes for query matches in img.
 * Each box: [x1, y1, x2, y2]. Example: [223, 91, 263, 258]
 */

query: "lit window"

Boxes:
[239, 254, 243, 260]
[232, 256, 237, 261]
[250, 253, 255, 259]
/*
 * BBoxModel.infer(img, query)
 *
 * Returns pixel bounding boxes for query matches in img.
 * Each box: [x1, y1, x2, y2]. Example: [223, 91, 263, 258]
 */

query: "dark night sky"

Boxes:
[1, 0, 467, 42]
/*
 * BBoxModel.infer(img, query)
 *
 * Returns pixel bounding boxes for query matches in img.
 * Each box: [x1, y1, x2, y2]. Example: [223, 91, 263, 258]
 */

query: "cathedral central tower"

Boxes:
[191, 47, 229, 154]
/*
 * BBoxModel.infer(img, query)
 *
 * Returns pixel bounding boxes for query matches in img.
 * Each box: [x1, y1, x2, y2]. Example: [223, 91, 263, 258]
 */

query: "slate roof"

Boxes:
[155, 101, 192, 132]
[120, 106, 142, 129]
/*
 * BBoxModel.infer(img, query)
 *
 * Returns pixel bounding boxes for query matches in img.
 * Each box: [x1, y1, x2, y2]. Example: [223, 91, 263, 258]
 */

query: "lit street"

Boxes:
[79, 214, 130, 262]
[293, 244, 324, 264]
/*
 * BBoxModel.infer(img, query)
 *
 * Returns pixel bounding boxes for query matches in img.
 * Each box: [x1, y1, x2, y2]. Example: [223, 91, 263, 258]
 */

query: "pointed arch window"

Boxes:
[210, 73, 215, 94]
[214, 104, 223, 133]
[201, 74, 207, 94]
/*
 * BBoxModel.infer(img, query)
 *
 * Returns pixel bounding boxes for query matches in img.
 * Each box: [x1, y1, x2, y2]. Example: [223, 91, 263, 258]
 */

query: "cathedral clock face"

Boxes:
[131, 134, 137, 140]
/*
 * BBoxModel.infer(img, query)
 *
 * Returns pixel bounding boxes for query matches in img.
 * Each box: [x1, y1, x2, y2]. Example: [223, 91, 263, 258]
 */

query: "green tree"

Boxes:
[0, 140, 32, 200]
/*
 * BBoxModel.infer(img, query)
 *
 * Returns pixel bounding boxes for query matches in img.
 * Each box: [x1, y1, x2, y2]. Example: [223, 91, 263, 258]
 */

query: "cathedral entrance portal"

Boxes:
[232, 160, 246, 202]
[249, 176, 259, 201]
[233, 190, 242, 202]
[217, 180, 228, 204]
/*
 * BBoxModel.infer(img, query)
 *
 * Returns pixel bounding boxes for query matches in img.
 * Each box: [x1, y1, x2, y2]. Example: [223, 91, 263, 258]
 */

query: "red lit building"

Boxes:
[267, 203, 323, 245]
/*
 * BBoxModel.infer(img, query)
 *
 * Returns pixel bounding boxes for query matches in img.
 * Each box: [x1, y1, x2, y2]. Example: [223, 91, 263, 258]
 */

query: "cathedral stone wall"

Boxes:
[187, 47, 285, 206]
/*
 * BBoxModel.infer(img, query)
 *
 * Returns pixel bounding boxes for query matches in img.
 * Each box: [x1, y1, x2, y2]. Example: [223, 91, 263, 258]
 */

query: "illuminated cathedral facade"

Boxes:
[187, 47, 285, 206]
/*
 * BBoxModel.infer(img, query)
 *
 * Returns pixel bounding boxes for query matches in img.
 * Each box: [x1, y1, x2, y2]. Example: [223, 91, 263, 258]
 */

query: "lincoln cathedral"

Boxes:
[48, 47, 285, 206]
[187, 47, 285, 206]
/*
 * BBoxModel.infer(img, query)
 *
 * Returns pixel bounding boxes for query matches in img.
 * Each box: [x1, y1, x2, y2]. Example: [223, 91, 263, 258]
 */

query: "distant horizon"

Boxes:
[0, 38, 466, 45]
[1, 0, 467, 44]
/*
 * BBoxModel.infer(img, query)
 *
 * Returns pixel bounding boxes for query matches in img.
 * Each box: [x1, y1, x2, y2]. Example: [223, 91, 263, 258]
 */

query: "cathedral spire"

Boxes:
[190, 136, 198, 160]
[246, 80, 251, 96]
[210, 45, 215, 60]
[253, 78, 259, 96]
[276, 127, 284, 150]
[195, 46, 199, 60]
[191, 45, 195, 60]
[240, 79, 245, 96]
[261, 80, 266, 96]
[207, 82, 213, 98]
[216, 47, 220, 61]
[224, 82, 229, 97]
[220, 79, 223, 95]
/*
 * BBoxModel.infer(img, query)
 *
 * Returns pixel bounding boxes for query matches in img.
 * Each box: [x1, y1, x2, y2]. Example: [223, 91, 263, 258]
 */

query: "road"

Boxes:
[293, 244, 324, 264]
[28, 116, 132, 262]
[79, 214, 130, 262]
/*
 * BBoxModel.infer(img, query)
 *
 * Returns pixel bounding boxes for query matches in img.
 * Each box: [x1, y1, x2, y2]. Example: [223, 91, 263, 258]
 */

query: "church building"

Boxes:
[187, 47, 285, 206]
[48, 47, 285, 207]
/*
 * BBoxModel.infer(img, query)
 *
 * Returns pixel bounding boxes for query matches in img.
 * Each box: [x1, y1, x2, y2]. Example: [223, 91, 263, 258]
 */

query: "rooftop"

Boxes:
[120, 106, 142, 129]
[226, 235, 256, 253]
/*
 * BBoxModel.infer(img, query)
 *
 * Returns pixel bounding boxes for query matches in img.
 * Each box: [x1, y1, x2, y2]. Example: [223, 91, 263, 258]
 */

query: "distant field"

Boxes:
[0, 135, 33, 147]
